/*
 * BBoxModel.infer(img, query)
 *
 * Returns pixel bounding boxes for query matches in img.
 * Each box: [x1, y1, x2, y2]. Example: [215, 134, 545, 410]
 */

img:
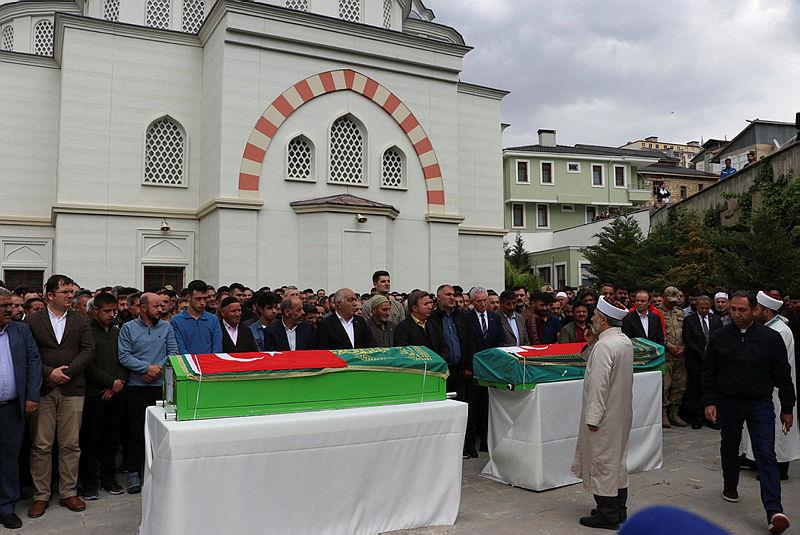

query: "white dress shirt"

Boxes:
[48, 306, 68, 344]
[223, 320, 238, 345]
[283, 320, 298, 351]
[638, 311, 649, 337]
[506, 312, 522, 345]
[337, 313, 355, 348]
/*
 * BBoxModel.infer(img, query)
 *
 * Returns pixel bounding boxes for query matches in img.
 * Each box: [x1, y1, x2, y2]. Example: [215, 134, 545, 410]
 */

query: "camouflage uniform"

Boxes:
[660, 304, 686, 417]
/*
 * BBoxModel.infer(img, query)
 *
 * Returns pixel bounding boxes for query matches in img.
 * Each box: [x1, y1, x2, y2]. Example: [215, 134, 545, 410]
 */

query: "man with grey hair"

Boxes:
[572, 296, 634, 530]
[364, 294, 394, 347]
[264, 296, 315, 351]
[316, 289, 373, 349]
[363, 270, 405, 328]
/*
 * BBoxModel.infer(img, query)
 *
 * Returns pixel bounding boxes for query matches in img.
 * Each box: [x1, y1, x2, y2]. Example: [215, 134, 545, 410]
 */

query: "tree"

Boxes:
[505, 259, 543, 292]
[506, 233, 529, 271]
[581, 215, 645, 289]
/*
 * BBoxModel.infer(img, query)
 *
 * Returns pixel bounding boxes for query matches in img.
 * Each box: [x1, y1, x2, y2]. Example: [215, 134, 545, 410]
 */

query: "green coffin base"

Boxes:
[166, 367, 446, 421]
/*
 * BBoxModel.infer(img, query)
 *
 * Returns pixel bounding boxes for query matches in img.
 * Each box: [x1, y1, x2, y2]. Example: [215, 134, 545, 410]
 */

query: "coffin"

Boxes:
[163, 346, 449, 421]
[473, 337, 665, 390]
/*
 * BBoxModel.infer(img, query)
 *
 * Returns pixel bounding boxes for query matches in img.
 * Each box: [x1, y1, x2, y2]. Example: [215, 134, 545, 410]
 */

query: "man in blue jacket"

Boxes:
[0, 288, 42, 529]
[118, 293, 178, 495]
[170, 280, 222, 355]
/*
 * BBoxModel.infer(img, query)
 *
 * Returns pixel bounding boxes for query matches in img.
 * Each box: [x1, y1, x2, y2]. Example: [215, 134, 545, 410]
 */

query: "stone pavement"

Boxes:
[5, 425, 800, 534]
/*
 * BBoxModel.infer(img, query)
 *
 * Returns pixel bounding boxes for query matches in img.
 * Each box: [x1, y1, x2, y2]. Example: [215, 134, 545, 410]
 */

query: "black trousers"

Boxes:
[0, 401, 24, 515]
[79, 393, 123, 485]
[125, 386, 161, 475]
[683, 354, 704, 421]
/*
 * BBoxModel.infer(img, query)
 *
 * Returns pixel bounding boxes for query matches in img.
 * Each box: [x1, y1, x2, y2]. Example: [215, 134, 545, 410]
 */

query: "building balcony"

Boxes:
[627, 188, 651, 202]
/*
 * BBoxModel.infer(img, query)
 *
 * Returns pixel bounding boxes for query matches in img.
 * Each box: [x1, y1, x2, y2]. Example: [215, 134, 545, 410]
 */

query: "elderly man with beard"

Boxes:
[714, 292, 732, 326]
[118, 293, 178, 494]
[364, 294, 394, 347]
[572, 296, 633, 530]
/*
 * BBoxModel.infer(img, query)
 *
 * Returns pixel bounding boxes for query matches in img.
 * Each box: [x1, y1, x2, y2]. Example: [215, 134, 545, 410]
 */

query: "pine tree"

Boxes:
[581, 215, 645, 289]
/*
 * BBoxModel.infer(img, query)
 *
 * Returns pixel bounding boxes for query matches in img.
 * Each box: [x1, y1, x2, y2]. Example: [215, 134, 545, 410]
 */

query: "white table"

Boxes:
[141, 400, 467, 535]
[481, 370, 662, 491]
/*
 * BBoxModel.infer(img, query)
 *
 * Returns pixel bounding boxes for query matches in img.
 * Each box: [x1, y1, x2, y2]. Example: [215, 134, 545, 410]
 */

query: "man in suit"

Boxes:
[26, 274, 95, 518]
[316, 288, 373, 350]
[264, 296, 316, 351]
[250, 291, 281, 352]
[219, 297, 258, 353]
[0, 288, 42, 529]
[499, 290, 530, 346]
[622, 290, 665, 346]
[466, 287, 503, 456]
[684, 295, 721, 429]
[394, 290, 444, 351]
[559, 301, 590, 343]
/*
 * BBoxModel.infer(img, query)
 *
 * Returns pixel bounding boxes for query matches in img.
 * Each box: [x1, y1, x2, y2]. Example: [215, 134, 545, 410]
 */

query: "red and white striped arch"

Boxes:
[237, 69, 445, 213]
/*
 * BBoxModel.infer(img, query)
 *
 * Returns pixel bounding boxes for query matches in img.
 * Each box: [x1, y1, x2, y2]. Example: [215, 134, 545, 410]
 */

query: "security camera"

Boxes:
[160, 219, 171, 232]
[356, 214, 368, 223]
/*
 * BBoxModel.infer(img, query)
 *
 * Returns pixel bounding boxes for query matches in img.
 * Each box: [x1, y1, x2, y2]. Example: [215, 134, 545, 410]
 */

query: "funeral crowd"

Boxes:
[0, 271, 798, 533]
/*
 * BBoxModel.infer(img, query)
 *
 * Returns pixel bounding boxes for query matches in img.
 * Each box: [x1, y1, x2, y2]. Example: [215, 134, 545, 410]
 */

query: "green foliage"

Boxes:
[580, 215, 645, 289]
[504, 259, 543, 292]
[505, 233, 529, 271]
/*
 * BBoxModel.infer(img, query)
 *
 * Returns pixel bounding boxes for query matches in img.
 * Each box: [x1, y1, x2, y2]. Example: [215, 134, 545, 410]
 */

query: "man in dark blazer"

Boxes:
[683, 295, 721, 428]
[0, 288, 42, 529]
[219, 297, 258, 353]
[264, 296, 316, 351]
[316, 288, 373, 350]
[622, 290, 665, 346]
[26, 275, 94, 518]
[499, 290, 530, 346]
[465, 287, 503, 456]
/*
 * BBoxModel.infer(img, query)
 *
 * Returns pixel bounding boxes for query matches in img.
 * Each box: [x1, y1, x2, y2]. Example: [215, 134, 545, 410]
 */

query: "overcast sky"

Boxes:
[431, 0, 800, 148]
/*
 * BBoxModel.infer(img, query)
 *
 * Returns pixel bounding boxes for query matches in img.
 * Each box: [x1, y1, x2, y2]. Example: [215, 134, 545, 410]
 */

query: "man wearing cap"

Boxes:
[572, 296, 634, 530]
[364, 294, 394, 347]
[660, 286, 687, 428]
[714, 292, 732, 326]
[362, 271, 404, 329]
[703, 291, 795, 534]
[739, 292, 800, 481]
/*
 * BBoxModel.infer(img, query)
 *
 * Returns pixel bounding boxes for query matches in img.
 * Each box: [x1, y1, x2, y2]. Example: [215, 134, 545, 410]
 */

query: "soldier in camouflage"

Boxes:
[660, 286, 688, 428]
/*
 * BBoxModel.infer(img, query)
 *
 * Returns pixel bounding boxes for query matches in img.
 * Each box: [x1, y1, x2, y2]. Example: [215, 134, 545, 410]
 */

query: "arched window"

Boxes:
[33, 20, 53, 56]
[329, 115, 364, 185]
[103, 0, 120, 22]
[381, 147, 404, 188]
[286, 135, 314, 181]
[338, 0, 360, 22]
[146, 0, 171, 30]
[1, 25, 13, 52]
[382, 0, 392, 29]
[285, 0, 308, 11]
[144, 117, 186, 186]
[182, 0, 204, 33]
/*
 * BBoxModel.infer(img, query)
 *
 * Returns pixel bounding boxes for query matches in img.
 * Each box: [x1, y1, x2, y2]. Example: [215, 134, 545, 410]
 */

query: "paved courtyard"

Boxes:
[5, 425, 799, 534]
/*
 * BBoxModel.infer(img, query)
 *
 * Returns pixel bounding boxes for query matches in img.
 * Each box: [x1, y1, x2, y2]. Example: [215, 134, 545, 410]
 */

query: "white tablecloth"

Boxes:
[141, 400, 467, 535]
[481, 370, 662, 491]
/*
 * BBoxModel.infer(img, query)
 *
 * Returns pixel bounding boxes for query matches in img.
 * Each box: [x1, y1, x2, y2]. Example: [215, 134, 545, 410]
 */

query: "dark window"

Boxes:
[680, 186, 687, 199]
[556, 264, 566, 288]
[614, 166, 625, 187]
[592, 165, 603, 186]
[3, 269, 44, 291]
[516, 161, 529, 183]
[537, 204, 549, 227]
[143, 266, 184, 292]
[541, 162, 553, 184]
[698, 184, 704, 191]
[512, 203, 525, 228]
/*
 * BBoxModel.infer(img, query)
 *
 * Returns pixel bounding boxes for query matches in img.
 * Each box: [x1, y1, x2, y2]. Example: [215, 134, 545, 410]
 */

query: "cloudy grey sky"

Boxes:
[431, 0, 800, 148]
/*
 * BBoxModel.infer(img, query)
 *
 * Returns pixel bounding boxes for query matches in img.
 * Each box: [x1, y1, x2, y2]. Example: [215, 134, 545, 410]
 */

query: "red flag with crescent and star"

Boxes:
[184, 350, 347, 375]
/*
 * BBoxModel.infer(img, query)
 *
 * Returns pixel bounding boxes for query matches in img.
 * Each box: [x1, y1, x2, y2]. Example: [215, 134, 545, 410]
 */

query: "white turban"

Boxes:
[556, 292, 568, 299]
[597, 296, 628, 321]
[756, 291, 783, 311]
[714, 292, 728, 301]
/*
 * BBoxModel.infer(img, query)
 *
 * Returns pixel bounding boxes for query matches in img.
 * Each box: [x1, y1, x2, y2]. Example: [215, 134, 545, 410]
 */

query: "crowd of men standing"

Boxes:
[1, 271, 799, 533]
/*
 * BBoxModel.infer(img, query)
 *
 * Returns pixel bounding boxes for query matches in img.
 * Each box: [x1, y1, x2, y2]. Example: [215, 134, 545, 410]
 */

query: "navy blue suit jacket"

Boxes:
[468, 309, 504, 352]
[4, 321, 43, 414]
[264, 320, 317, 351]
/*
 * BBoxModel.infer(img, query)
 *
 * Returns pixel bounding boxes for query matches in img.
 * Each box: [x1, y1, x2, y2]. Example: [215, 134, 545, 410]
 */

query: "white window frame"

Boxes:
[327, 112, 368, 187]
[537, 265, 552, 286]
[285, 133, 316, 182]
[560, 204, 575, 213]
[591, 163, 605, 187]
[379, 144, 407, 190]
[567, 161, 581, 173]
[535, 203, 550, 229]
[539, 160, 555, 185]
[554, 262, 567, 288]
[515, 159, 530, 184]
[578, 261, 592, 287]
[613, 164, 627, 189]
[141, 114, 189, 188]
[511, 203, 526, 229]
[585, 205, 597, 223]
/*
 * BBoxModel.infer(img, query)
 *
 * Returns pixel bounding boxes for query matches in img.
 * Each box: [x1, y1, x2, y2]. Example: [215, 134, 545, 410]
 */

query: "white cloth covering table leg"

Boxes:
[141, 400, 467, 535]
[480, 370, 662, 491]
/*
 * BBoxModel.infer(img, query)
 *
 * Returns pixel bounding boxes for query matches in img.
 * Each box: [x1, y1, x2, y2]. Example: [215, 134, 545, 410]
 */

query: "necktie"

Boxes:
[701, 316, 709, 341]
[480, 313, 487, 335]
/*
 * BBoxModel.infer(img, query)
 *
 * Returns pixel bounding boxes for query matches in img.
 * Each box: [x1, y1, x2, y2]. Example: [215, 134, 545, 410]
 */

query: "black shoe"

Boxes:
[102, 480, 125, 495]
[80, 482, 99, 501]
[739, 454, 757, 470]
[706, 419, 721, 430]
[479, 440, 488, 452]
[462, 450, 470, 460]
[1, 513, 23, 529]
[691, 418, 703, 430]
[579, 514, 619, 530]
[468, 447, 479, 458]
[722, 487, 739, 503]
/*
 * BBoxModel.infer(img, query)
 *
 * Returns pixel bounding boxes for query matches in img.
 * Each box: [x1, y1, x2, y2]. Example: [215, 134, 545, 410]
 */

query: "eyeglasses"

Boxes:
[54, 290, 76, 296]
